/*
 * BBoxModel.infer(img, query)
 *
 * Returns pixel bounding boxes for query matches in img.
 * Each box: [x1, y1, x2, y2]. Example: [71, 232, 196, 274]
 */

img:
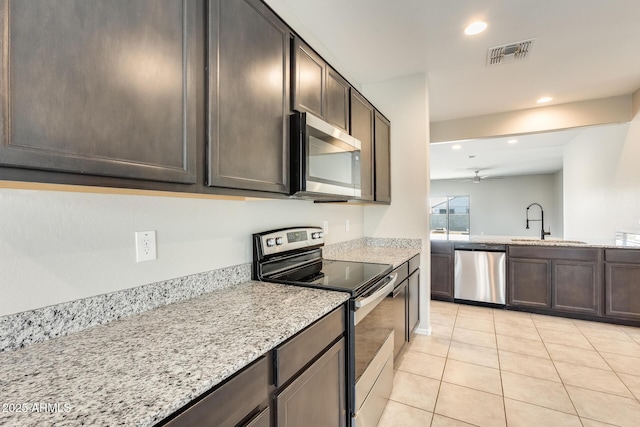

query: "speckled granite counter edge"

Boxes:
[0, 263, 251, 352]
[431, 237, 640, 250]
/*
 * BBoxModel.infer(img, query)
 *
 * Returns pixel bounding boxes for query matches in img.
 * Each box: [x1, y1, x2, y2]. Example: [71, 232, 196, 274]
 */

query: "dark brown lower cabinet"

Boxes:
[246, 408, 271, 427]
[275, 338, 346, 427]
[605, 249, 640, 321]
[160, 305, 347, 427]
[162, 356, 269, 427]
[507, 246, 603, 317]
[553, 260, 601, 315]
[508, 258, 551, 308]
[430, 242, 453, 301]
[407, 270, 420, 338]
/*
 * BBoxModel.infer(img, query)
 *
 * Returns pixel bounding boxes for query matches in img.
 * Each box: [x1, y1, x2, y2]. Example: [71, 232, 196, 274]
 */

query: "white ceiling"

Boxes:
[429, 128, 582, 180]
[277, 0, 640, 180]
[278, 0, 640, 122]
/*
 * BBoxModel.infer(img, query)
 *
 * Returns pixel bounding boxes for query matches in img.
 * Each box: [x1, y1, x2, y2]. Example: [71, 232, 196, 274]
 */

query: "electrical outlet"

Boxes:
[135, 231, 157, 262]
[323, 220, 329, 235]
[345, 219, 350, 232]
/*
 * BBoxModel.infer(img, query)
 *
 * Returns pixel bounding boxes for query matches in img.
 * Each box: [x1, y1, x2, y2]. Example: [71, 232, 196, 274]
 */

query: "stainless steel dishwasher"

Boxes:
[454, 242, 506, 305]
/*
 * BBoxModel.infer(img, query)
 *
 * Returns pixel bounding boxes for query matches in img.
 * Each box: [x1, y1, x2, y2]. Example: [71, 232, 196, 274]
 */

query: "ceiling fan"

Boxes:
[458, 170, 504, 184]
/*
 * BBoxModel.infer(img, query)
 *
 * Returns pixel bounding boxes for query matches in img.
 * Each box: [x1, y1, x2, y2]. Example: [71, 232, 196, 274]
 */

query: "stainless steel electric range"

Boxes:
[253, 226, 397, 427]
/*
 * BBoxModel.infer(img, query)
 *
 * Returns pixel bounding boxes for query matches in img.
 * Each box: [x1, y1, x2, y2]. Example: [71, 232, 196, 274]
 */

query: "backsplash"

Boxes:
[0, 263, 251, 352]
[1, 236, 422, 352]
[322, 237, 422, 258]
[364, 237, 422, 249]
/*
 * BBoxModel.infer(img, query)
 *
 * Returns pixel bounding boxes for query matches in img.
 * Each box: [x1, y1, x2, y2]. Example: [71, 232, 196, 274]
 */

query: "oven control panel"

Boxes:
[255, 226, 324, 257]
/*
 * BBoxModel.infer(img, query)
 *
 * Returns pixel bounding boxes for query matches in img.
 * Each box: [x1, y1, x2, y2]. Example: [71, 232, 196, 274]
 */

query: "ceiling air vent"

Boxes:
[487, 39, 535, 66]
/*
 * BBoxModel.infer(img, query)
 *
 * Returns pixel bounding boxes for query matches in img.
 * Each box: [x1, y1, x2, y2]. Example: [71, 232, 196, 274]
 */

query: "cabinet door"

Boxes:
[605, 263, 640, 320]
[325, 67, 350, 133]
[508, 258, 551, 308]
[0, 0, 197, 184]
[431, 253, 453, 300]
[292, 38, 325, 118]
[208, 0, 289, 193]
[276, 338, 346, 427]
[553, 260, 602, 315]
[408, 270, 420, 339]
[374, 111, 391, 203]
[350, 91, 374, 201]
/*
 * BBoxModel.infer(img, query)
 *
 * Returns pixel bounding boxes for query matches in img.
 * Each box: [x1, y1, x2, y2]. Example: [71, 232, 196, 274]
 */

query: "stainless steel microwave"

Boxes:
[290, 111, 362, 199]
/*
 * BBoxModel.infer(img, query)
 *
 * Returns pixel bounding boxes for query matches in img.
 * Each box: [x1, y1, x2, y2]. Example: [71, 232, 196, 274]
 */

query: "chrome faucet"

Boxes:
[526, 202, 551, 240]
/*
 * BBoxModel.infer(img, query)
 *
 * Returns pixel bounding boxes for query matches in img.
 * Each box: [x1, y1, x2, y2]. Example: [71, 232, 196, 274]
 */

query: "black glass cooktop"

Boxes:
[272, 260, 393, 296]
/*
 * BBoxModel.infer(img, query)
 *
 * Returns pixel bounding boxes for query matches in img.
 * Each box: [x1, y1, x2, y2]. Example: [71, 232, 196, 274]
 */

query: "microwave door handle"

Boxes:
[304, 112, 361, 151]
[354, 273, 398, 309]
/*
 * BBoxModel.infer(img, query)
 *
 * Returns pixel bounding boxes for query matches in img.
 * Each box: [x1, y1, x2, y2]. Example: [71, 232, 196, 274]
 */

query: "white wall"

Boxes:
[0, 189, 364, 316]
[430, 174, 561, 238]
[362, 73, 431, 334]
[431, 95, 633, 143]
[552, 170, 564, 237]
[563, 122, 640, 240]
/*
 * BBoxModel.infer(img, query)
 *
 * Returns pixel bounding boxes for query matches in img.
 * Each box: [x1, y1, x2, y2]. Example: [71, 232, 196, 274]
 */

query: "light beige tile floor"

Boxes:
[377, 300, 640, 427]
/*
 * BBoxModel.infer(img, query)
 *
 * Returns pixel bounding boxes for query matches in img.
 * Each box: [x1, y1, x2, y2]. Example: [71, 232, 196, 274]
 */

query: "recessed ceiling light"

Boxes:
[508, 139, 518, 144]
[464, 21, 487, 35]
[452, 144, 462, 150]
[537, 96, 553, 104]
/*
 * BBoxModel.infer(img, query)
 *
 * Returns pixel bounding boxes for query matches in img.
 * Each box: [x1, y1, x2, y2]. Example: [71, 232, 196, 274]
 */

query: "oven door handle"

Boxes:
[355, 273, 398, 309]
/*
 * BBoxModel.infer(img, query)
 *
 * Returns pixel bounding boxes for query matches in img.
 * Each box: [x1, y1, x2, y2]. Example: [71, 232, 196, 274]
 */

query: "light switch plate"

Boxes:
[323, 220, 329, 235]
[135, 231, 157, 262]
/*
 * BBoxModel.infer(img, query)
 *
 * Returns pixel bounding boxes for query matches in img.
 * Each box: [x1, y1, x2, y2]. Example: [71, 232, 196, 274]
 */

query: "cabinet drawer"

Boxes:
[274, 305, 345, 387]
[245, 407, 270, 427]
[392, 263, 409, 285]
[431, 241, 453, 255]
[409, 254, 421, 274]
[509, 246, 600, 262]
[164, 356, 269, 427]
[605, 249, 640, 264]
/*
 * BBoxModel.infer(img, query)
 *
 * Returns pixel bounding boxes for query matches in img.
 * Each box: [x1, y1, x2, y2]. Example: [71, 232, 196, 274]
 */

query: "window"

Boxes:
[430, 196, 470, 239]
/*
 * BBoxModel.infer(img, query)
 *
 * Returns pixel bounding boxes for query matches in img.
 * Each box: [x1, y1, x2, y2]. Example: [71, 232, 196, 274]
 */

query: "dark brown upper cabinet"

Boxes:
[326, 68, 350, 133]
[350, 91, 374, 201]
[207, 0, 290, 194]
[374, 111, 391, 204]
[292, 38, 350, 133]
[0, 0, 197, 184]
[292, 38, 325, 118]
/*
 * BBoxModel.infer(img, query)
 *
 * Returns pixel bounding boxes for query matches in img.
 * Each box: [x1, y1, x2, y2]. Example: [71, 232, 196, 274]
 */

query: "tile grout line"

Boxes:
[492, 309, 510, 427]
[579, 329, 638, 402]
[426, 301, 640, 425]
[430, 305, 458, 427]
[532, 313, 584, 421]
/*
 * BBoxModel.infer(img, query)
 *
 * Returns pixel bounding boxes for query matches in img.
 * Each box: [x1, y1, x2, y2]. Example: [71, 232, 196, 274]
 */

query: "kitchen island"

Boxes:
[431, 234, 640, 326]
[0, 281, 349, 427]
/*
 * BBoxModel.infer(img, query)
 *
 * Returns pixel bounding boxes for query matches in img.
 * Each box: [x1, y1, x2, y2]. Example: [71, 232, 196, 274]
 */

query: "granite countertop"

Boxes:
[0, 281, 349, 427]
[326, 246, 421, 269]
[431, 235, 640, 250]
